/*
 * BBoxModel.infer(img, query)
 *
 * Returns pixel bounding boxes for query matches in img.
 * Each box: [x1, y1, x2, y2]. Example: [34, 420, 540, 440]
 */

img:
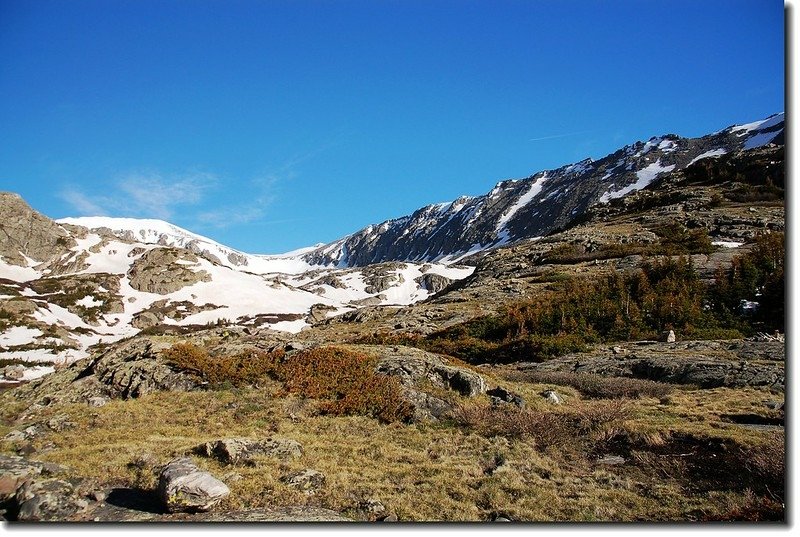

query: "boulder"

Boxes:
[414, 273, 454, 294]
[541, 390, 563, 405]
[3, 365, 25, 381]
[374, 347, 486, 397]
[194, 437, 303, 465]
[157, 458, 230, 513]
[15, 478, 89, 521]
[486, 386, 525, 408]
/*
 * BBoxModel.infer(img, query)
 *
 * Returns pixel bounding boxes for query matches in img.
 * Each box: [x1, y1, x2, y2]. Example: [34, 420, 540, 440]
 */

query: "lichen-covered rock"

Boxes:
[281, 469, 325, 492]
[0, 455, 65, 504]
[373, 346, 486, 396]
[158, 458, 230, 513]
[195, 437, 303, 465]
[14, 477, 88, 521]
[127, 247, 211, 295]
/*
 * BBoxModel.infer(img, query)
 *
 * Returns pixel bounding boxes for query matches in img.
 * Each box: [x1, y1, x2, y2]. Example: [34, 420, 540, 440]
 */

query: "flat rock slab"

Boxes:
[195, 437, 303, 465]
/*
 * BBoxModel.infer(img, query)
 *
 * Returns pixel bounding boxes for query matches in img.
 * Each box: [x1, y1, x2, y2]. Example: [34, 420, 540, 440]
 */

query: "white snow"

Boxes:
[75, 295, 103, 308]
[689, 149, 728, 165]
[599, 160, 675, 203]
[712, 241, 744, 248]
[0, 326, 43, 346]
[743, 130, 781, 150]
[495, 173, 549, 233]
[730, 112, 784, 135]
[0, 258, 41, 282]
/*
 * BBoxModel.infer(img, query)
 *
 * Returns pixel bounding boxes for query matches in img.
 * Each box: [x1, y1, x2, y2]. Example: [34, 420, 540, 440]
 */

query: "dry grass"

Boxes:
[0, 361, 784, 521]
[505, 370, 675, 399]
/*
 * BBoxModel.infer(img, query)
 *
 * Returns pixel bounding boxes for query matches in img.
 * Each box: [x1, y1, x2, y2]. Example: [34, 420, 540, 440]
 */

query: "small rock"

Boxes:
[3, 365, 25, 380]
[612, 346, 625, 355]
[358, 498, 387, 521]
[281, 469, 325, 492]
[15, 477, 89, 521]
[23, 426, 39, 438]
[46, 415, 77, 432]
[157, 457, 230, 513]
[486, 387, 525, 408]
[596, 455, 626, 466]
[381, 513, 399, 522]
[89, 489, 107, 502]
[87, 396, 108, 408]
[541, 390, 562, 405]
[765, 400, 784, 411]
[4, 430, 26, 442]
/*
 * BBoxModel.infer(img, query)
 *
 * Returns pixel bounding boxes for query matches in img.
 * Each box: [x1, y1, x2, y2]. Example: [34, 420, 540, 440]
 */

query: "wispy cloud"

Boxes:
[528, 130, 594, 143]
[60, 170, 219, 221]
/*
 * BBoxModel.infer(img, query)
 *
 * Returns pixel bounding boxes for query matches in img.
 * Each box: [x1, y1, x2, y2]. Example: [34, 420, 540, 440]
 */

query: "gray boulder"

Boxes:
[195, 437, 303, 465]
[3, 365, 25, 381]
[15, 478, 89, 521]
[158, 457, 230, 513]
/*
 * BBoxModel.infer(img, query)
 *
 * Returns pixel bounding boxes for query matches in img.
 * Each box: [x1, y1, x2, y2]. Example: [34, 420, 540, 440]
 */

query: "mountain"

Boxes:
[0, 195, 473, 377]
[0, 112, 784, 379]
[299, 113, 784, 266]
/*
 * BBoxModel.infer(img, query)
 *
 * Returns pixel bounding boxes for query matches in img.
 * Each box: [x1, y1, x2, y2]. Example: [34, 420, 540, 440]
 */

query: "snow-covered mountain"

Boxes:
[299, 113, 784, 266]
[0, 112, 784, 379]
[0, 194, 472, 376]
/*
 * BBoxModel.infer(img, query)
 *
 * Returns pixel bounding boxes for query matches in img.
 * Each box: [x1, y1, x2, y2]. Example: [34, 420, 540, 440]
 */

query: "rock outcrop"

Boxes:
[128, 248, 211, 295]
[0, 192, 75, 266]
[195, 437, 303, 465]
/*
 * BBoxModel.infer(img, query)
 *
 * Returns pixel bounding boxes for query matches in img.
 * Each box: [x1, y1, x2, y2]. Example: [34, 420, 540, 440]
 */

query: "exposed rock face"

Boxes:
[0, 191, 75, 266]
[158, 458, 230, 513]
[415, 273, 453, 294]
[307, 303, 337, 324]
[195, 437, 303, 465]
[359, 345, 487, 421]
[525, 340, 785, 390]
[128, 247, 211, 295]
[10, 337, 198, 405]
[373, 346, 486, 397]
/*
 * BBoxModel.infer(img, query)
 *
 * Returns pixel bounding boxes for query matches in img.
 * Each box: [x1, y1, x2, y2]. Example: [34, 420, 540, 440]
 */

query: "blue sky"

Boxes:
[0, 0, 785, 254]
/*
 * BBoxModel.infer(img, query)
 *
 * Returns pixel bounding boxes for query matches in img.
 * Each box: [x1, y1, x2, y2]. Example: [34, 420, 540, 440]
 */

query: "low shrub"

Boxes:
[506, 370, 674, 399]
[163, 343, 283, 388]
[277, 346, 414, 423]
[453, 400, 628, 449]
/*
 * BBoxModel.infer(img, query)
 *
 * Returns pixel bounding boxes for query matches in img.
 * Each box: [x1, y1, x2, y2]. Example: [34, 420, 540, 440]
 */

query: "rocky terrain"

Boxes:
[0, 112, 786, 522]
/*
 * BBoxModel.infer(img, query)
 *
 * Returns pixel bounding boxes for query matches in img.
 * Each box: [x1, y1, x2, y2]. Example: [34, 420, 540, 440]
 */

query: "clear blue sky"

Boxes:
[0, 0, 785, 254]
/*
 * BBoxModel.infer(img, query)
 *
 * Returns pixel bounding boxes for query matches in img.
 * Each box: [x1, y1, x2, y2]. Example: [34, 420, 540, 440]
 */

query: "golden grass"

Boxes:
[0, 369, 784, 521]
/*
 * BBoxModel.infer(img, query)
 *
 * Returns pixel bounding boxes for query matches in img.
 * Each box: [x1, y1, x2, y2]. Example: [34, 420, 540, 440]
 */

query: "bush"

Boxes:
[453, 401, 628, 449]
[506, 370, 674, 399]
[163, 343, 283, 388]
[277, 347, 414, 423]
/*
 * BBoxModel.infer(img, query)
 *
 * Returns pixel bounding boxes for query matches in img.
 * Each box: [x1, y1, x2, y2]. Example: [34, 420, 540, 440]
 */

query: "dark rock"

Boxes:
[486, 387, 525, 407]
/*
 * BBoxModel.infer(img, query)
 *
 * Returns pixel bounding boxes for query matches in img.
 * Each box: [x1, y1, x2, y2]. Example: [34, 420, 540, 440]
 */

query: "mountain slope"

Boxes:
[300, 113, 784, 266]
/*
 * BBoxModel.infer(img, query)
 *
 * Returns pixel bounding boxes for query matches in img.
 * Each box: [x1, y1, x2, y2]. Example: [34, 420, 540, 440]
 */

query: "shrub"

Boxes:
[506, 370, 674, 399]
[453, 401, 628, 449]
[277, 346, 414, 423]
[163, 343, 283, 387]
